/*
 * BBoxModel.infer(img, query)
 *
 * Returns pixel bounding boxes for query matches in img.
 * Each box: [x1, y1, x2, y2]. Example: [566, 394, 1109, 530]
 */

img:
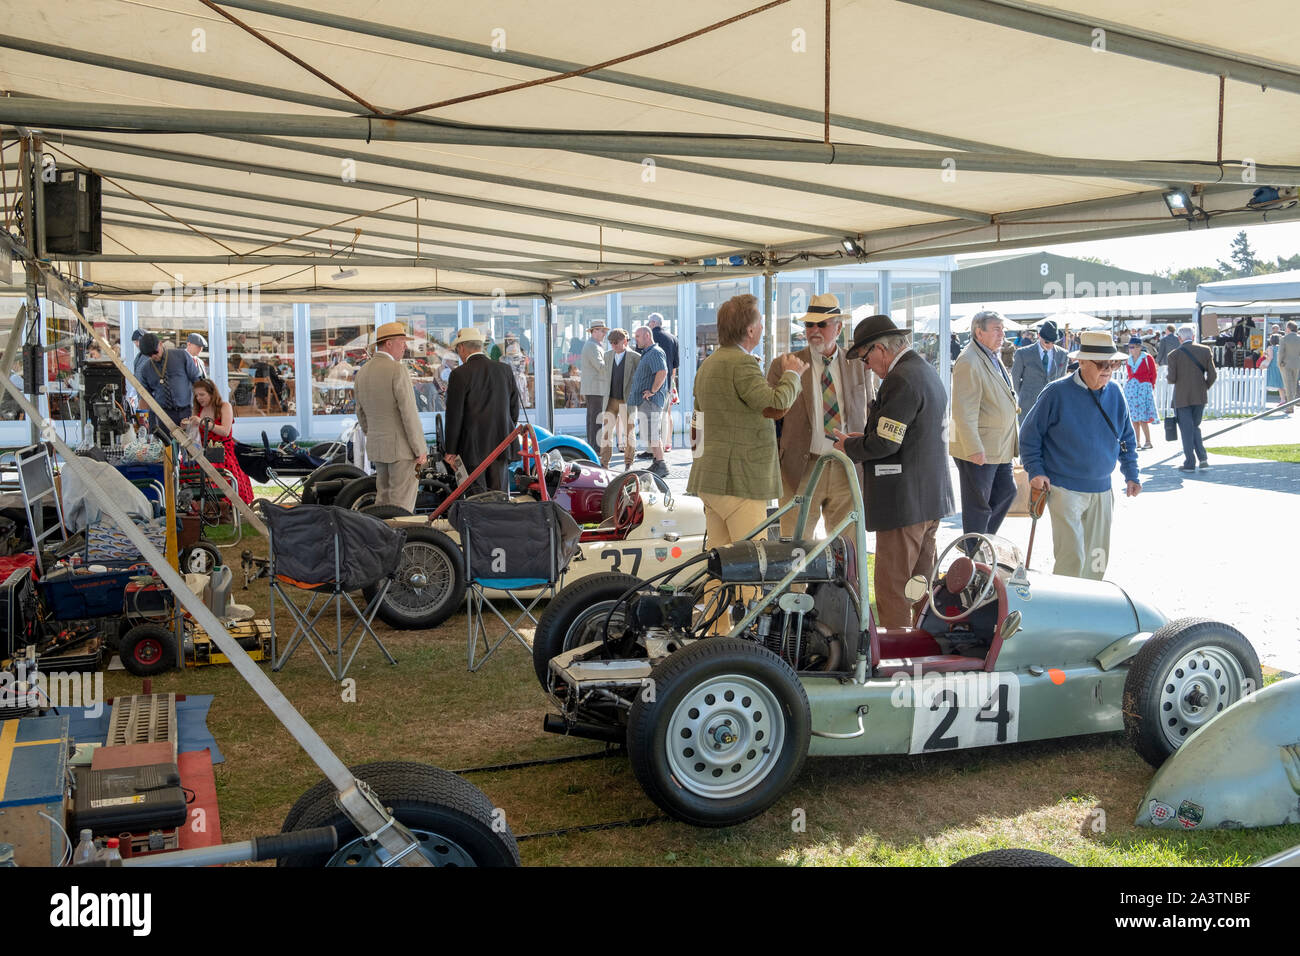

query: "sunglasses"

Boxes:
[806, 320, 839, 329]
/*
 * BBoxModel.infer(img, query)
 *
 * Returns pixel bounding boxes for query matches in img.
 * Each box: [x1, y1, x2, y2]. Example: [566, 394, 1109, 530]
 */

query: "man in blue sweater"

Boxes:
[1019, 331, 1141, 580]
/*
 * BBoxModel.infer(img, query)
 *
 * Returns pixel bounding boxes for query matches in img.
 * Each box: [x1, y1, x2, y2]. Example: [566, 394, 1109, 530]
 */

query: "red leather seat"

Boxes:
[875, 626, 941, 658]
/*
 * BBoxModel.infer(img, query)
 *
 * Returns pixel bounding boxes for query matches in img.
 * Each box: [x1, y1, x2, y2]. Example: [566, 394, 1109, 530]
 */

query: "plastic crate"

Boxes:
[37, 567, 137, 620]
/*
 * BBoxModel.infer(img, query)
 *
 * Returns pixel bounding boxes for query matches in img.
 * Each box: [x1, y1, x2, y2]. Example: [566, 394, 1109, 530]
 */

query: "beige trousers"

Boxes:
[778, 454, 858, 541]
[698, 493, 769, 635]
[598, 398, 636, 469]
[374, 459, 419, 513]
[1047, 485, 1113, 580]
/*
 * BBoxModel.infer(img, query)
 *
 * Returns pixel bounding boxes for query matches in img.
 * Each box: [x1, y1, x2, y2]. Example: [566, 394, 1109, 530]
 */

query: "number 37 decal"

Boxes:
[600, 547, 642, 576]
[907, 673, 1020, 754]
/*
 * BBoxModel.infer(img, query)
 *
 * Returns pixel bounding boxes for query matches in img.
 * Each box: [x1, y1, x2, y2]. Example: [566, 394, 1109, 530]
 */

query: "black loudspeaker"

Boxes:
[83, 359, 125, 402]
[42, 167, 102, 255]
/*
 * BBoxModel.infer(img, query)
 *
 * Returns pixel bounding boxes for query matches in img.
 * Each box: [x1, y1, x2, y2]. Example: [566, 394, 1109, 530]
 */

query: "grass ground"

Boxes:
[1205, 443, 1300, 463]
[103, 520, 1300, 867]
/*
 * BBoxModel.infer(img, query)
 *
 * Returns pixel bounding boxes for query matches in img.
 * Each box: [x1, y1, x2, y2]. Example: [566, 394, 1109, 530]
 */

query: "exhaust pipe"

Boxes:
[542, 714, 623, 743]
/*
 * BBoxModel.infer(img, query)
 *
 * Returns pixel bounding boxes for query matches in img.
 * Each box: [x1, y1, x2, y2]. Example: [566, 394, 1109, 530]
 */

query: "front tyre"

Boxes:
[335, 475, 379, 512]
[627, 638, 810, 828]
[1123, 617, 1262, 768]
[277, 761, 519, 867]
[531, 572, 642, 692]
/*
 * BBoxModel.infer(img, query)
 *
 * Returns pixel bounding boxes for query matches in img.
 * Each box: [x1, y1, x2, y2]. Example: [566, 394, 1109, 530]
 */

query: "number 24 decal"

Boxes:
[601, 547, 642, 576]
[908, 674, 1019, 754]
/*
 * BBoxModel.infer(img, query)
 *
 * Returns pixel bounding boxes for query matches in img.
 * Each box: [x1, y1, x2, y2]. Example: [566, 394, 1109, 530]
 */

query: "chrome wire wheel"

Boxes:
[665, 673, 786, 800]
[1157, 645, 1248, 749]
[389, 541, 452, 613]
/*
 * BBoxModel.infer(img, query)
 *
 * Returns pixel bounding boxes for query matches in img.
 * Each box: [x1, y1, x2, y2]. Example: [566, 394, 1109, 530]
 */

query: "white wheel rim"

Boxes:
[1158, 645, 1248, 748]
[665, 673, 785, 799]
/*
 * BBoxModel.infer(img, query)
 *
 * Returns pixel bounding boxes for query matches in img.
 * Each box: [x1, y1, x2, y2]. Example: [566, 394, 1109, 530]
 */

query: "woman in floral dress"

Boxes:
[1124, 335, 1158, 449]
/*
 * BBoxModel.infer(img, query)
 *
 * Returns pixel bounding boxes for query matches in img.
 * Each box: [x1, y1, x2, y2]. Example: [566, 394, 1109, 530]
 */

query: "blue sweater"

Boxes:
[1019, 373, 1140, 492]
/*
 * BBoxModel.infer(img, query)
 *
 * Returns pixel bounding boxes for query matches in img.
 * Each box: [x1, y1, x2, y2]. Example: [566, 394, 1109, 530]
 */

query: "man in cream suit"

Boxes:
[766, 293, 873, 540]
[951, 310, 1020, 538]
[580, 321, 610, 449]
[354, 322, 428, 512]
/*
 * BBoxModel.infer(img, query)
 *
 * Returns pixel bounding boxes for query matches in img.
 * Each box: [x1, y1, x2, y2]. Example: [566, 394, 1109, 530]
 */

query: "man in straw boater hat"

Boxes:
[354, 322, 427, 511]
[444, 326, 521, 495]
[579, 319, 610, 451]
[766, 292, 874, 540]
[833, 314, 954, 628]
[1019, 330, 1141, 581]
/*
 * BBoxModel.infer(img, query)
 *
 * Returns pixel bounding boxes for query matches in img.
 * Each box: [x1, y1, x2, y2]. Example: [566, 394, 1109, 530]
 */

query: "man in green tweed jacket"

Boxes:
[687, 294, 807, 548]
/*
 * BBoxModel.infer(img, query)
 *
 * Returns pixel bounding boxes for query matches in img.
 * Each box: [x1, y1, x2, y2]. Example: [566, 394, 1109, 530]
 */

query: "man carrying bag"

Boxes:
[1165, 326, 1217, 471]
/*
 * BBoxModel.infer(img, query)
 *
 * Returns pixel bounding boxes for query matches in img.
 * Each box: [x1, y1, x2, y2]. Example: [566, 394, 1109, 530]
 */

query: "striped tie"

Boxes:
[822, 360, 841, 437]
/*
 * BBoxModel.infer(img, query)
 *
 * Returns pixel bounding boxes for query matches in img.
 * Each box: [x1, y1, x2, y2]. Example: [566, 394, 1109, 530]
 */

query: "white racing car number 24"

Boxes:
[905, 671, 1021, 755]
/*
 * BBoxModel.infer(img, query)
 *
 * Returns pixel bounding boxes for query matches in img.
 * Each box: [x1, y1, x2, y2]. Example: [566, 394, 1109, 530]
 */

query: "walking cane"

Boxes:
[1025, 485, 1049, 571]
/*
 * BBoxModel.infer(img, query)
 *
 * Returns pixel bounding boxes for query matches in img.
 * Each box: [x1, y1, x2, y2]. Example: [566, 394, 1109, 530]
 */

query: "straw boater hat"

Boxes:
[374, 321, 412, 343]
[450, 326, 485, 348]
[1069, 330, 1127, 362]
[800, 292, 846, 322]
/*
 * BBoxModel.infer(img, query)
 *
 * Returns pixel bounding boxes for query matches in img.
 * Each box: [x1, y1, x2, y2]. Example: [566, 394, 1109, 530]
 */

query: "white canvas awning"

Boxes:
[2, 0, 1300, 301]
[1196, 269, 1300, 304]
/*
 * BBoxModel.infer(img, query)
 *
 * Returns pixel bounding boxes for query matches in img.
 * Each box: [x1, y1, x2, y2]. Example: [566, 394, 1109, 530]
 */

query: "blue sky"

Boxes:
[1035, 220, 1300, 275]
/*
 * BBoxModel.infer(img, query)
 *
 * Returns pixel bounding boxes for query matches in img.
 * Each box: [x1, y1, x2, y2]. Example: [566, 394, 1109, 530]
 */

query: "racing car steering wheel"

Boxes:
[926, 532, 998, 623]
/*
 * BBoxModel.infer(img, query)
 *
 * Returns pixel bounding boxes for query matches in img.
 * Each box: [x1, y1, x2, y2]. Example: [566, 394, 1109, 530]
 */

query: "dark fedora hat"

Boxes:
[845, 314, 906, 359]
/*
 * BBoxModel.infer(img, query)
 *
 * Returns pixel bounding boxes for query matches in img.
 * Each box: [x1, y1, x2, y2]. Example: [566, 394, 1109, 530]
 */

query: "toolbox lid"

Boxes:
[0, 714, 70, 806]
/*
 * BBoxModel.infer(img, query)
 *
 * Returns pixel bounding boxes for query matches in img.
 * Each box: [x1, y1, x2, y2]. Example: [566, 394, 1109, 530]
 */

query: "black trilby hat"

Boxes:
[846, 314, 905, 359]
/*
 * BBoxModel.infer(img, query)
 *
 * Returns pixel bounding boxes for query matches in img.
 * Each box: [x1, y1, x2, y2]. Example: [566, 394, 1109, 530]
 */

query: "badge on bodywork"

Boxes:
[1148, 800, 1174, 824]
[654, 548, 667, 562]
[877, 417, 907, 443]
[1176, 800, 1204, 829]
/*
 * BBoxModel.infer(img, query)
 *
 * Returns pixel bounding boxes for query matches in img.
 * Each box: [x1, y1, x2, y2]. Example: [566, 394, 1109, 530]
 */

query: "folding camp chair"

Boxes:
[260, 501, 405, 679]
[451, 497, 580, 672]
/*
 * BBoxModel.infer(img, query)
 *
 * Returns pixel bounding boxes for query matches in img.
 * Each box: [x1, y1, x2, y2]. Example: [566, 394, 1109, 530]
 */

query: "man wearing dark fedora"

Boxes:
[1019, 331, 1141, 580]
[355, 322, 428, 510]
[767, 292, 874, 540]
[1010, 319, 1069, 423]
[833, 314, 953, 628]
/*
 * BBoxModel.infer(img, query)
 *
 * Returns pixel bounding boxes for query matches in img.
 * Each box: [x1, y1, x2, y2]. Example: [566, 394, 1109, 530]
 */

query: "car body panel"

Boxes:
[801, 660, 1129, 757]
[390, 488, 708, 596]
[1138, 675, 1300, 830]
[991, 573, 1148, 672]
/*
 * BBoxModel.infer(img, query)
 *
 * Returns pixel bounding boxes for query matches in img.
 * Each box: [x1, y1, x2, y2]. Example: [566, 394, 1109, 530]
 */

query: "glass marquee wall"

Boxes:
[0, 258, 953, 448]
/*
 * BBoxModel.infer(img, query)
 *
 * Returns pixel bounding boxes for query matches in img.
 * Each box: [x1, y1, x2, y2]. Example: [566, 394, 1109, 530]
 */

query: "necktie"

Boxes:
[822, 359, 841, 437]
[1042, 349, 1051, 374]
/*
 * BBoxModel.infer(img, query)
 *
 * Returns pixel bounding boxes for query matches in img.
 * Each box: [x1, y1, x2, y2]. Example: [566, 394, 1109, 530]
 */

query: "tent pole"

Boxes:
[763, 271, 775, 367]
[4, 99, 1296, 185]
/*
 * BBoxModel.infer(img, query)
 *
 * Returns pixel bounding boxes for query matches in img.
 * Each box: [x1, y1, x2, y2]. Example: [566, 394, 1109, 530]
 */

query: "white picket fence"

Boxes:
[1112, 365, 1266, 418]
